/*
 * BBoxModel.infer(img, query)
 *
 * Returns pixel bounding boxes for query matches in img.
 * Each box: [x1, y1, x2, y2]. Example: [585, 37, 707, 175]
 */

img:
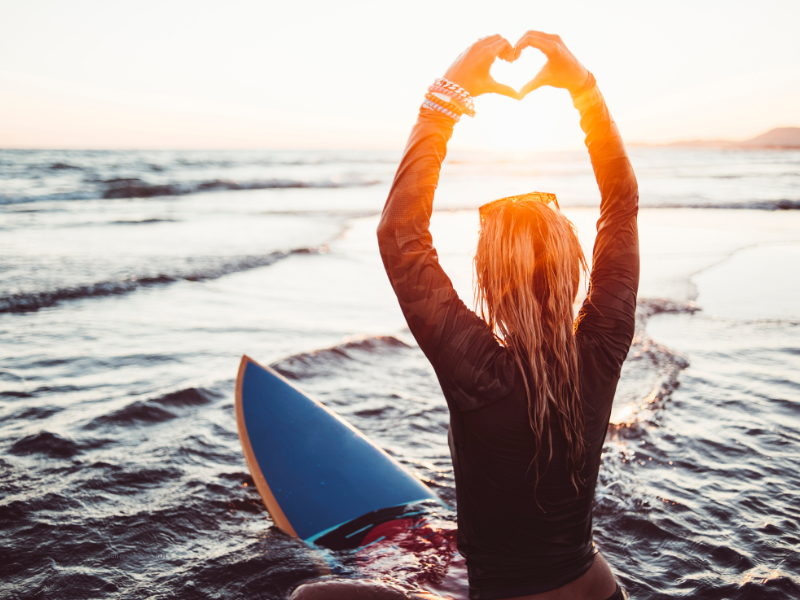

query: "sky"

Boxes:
[0, 0, 798, 150]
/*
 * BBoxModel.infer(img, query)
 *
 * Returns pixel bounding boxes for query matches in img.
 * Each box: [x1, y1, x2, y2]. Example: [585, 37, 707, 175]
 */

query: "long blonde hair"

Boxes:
[474, 195, 588, 493]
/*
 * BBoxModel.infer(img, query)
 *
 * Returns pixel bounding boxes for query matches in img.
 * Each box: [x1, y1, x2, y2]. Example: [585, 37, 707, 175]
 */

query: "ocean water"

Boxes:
[1, 147, 799, 599]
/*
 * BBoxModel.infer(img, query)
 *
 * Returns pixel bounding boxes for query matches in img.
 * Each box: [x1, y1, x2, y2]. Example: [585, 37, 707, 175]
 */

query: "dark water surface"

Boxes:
[1, 149, 799, 599]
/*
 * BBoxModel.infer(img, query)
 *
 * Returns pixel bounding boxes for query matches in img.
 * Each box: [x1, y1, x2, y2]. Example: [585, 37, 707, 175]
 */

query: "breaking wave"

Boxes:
[98, 177, 380, 199]
[0, 176, 380, 205]
[608, 298, 699, 432]
[0, 246, 328, 313]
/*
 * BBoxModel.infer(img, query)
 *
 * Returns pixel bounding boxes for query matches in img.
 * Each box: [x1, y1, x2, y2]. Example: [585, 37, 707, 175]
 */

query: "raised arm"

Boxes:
[376, 36, 518, 411]
[516, 32, 640, 370]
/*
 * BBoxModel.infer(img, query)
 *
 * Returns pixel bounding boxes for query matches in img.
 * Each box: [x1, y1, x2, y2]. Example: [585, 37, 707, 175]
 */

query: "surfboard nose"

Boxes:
[235, 355, 442, 545]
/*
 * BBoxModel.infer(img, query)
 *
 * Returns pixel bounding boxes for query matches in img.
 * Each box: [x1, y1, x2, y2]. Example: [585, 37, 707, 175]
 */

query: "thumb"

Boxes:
[486, 77, 520, 100]
[519, 67, 550, 98]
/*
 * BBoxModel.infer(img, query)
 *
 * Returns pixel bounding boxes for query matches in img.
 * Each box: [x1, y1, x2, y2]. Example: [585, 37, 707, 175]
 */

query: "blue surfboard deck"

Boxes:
[235, 355, 443, 548]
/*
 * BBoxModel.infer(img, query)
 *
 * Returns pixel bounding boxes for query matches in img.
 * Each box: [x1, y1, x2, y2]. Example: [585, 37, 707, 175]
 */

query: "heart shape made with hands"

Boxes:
[490, 47, 548, 96]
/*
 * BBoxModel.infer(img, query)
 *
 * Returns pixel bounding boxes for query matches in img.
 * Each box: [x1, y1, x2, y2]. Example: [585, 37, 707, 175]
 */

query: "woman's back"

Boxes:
[375, 32, 638, 600]
[453, 334, 627, 594]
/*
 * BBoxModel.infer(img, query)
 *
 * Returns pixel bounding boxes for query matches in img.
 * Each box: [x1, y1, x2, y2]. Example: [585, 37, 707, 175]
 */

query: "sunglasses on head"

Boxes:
[479, 192, 559, 221]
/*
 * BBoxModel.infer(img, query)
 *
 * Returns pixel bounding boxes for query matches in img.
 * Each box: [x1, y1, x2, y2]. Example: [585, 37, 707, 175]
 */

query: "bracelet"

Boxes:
[421, 77, 475, 123]
[423, 99, 460, 122]
[570, 71, 596, 98]
[425, 93, 464, 116]
[428, 86, 476, 117]
[428, 84, 470, 105]
[431, 84, 474, 112]
[426, 93, 463, 115]
[422, 99, 460, 122]
[434, 78, 474, 109]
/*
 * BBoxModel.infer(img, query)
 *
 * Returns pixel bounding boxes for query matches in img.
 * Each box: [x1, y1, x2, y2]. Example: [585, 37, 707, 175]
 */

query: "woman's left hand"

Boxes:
[513, 31, 590, 98]
[442, 35, 519, 99]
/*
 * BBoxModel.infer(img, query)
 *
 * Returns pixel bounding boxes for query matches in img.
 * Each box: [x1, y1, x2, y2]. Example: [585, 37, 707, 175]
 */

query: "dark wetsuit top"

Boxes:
[377, 84, 639, 600]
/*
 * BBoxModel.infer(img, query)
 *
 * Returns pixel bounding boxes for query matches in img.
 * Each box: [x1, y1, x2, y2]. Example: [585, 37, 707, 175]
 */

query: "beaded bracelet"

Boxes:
[422, 99, 461, 122]
[428, 86, 476, 117]
[429, 86, 473, 112]
[426, 93, 463, 115]
[425, 93, 464, 116]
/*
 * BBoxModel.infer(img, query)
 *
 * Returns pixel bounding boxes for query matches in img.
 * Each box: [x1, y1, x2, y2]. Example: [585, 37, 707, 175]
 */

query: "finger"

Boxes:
[514, 34, 558, 59]
[476, 33, 502, 47]
[513, 34, 558, 59]
[487, 77, 520, 100]
[485, 37, 514, 61]
[519, 69, 550, 98]
[515, 30, 561, 45]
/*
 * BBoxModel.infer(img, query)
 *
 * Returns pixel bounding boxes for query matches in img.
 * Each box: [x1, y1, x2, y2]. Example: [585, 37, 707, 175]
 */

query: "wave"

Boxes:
[9, 430, 110, 458]
[636, 297, 700, 322]
[99, 177, 380, 199]
[81, 466, 185, 494]
[0, 246, 327, 313]
[110, 218, 176, 225]
[271, 335, 411, 380]
[9, 431, 80, 458]
[607, 298, 697, 433]
[643, 199, 800, 210]
[86, 387, 220, 430]
[170, 156, 399, 168]
[90, 402, 178, 427]
[153, 387, 221, 407]
[0, 176, 381, 205]
[595, 299, 698, 517]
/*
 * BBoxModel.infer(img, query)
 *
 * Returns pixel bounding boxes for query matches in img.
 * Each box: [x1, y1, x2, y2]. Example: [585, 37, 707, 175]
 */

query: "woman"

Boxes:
[294, 32, 638, 600]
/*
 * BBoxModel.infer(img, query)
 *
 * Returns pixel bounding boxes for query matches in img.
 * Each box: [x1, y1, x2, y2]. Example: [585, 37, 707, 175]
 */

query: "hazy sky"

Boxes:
[1, 0, 798, 150]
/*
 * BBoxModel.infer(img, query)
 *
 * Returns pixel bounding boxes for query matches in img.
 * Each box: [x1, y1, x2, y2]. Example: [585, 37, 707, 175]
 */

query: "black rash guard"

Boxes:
[377, 84, 639, 600]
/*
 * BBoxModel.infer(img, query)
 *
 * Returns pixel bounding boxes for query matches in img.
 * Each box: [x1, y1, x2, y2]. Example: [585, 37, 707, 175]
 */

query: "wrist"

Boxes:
[425, 78, 475, 120]
[569, 71, 595, 98]
[571, 79, 603, 114]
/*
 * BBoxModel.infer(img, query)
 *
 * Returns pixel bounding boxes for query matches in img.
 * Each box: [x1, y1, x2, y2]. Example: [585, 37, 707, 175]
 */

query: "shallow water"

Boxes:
[1, 148, 799, 599]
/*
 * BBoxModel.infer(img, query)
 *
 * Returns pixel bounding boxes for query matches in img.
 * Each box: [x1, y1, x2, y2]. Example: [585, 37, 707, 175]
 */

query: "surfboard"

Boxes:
[235, 355, 444, 550]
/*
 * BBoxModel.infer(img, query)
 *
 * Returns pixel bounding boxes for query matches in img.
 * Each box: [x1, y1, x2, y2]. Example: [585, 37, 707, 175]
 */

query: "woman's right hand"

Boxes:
[442, 35, 518, 100]
[513, 31, 591, 98]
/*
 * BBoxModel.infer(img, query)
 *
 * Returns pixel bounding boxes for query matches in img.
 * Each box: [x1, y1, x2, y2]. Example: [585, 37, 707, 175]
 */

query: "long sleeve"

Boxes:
[573, 85, 640, 372]
[376, 109, 516, 412]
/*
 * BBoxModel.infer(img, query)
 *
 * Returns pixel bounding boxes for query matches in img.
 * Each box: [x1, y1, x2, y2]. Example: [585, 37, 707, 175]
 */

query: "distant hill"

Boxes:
[636, 127, 800, 149]
[737, 127, 800, 148]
